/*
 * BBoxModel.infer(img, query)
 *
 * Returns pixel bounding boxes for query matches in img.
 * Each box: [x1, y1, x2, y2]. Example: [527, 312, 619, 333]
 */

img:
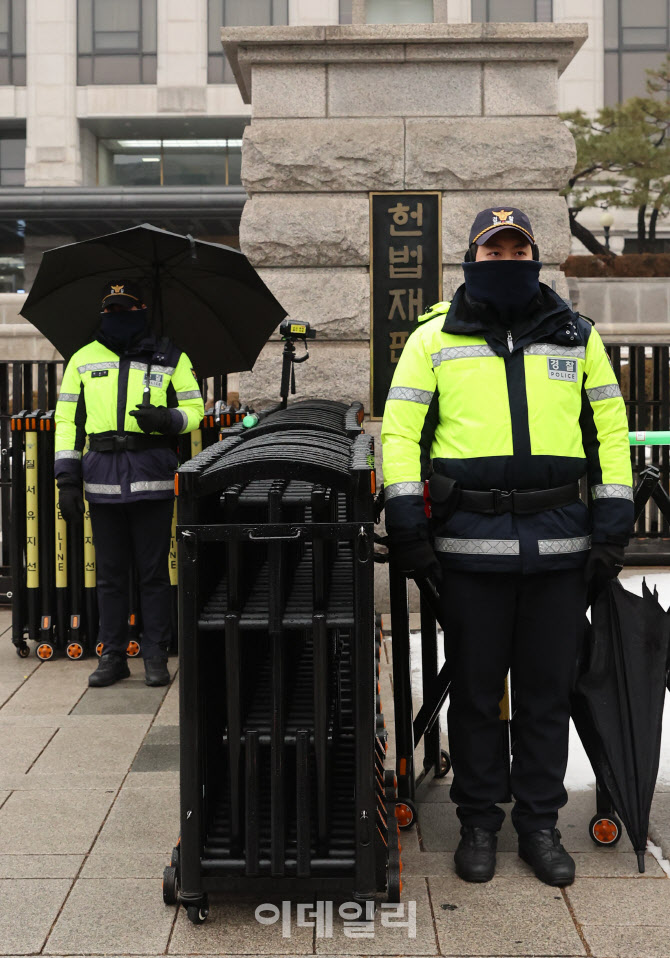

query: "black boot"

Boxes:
[144, 658, 170, 687]
[88, 652, 130, 688]
[454, 826, 497, 883]
[518, 828, 575, 887]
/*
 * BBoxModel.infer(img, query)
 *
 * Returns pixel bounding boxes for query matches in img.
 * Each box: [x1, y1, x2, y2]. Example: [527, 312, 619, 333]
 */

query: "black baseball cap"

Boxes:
[469, 207, 535, 246]
[101, 280, 144, 308]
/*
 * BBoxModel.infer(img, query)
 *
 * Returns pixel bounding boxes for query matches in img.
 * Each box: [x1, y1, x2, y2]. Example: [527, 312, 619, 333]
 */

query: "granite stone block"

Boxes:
[484, 61, 558, 115]
[29, 721, 147, 776]
[252, 63, 326, 118]
[90, 786, 179, 854]
[243, 119, 404, 193]
[0, 725, 56, 773]
[566, 877, 670, 926]
[240, 194, 369, 268]
[582, 924, 670, 958]
[153, 677, 179, 726]
[441, 192, 572, 265]
[44, 878, 173, 955]
[72, 684, 168, 715]
[240, 340, 370, 411]
[258, 267, 370, 340]
[0, 788, 115, 854]
[80, 849, 170, 879]
[169, 891, 314, 954]
[429, 874, 585, 956]
[315, 876, 438, 954]
[406, 117, 576, 190]
[0, 854, 83, 878]
[328, 61, 481, 118]
[0, 662, 89, 715]
[650, 791, 670, 862]
[0, 878, 72, 955]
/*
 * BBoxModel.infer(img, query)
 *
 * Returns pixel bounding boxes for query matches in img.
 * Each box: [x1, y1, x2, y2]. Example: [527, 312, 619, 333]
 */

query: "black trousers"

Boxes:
[89, 499, 175, 661]
[441, 568, 587, 835]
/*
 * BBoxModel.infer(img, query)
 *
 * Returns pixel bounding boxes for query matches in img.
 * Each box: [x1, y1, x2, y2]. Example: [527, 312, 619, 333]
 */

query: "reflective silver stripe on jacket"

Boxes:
[586, 383, 622, 402]
[591, 484, 633, 501]
[77, 361, 119, 374]
[129, 362, 176, 377]
[55, 450, 82, 461]
[435, 537, 520, 556]
[84, 482, 122, 495]
[130, 480, 175, 493]
[176, 408, 188, 430]
[538, 535, 592, 555]
[385, 481, 424, 499]
[176, 390, 202, 400]
[432, 345, 496, 367]
[524, 344, 586, 359]
[57, 392, 79, 403]
[387, 386, 435, 405]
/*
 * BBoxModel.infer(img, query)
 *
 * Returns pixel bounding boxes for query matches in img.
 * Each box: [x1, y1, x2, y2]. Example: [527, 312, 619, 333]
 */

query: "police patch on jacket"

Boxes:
[547, 358, 577, 382]
[143, 372, 164, 388]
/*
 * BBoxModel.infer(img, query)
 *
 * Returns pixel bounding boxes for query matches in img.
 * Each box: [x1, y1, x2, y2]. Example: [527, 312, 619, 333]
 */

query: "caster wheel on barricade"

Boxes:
[434, 749, 451, 779]
[395, 798, 417, 831]
[16, 642, 30, 658]
[186, 896, 209, 924]
[162, 865, 179, 905]
[95, 642, 104, 657]
[126, 640, 141, 657]
[36, 642, 55, 661]
[170, 843, 180, 868]
[589, 813, 622, 847]
[66, 641, 86, 660]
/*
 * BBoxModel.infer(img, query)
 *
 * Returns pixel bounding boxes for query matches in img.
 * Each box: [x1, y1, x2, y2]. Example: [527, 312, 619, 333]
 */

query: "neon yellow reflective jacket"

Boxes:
[381, 286, 633, 574]
[55, 334, 204, 503]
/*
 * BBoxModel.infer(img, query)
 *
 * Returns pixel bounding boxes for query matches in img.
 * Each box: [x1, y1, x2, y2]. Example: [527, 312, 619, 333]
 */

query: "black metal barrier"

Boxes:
[163, 400, 402, 923]
[9, 404, 224, 659]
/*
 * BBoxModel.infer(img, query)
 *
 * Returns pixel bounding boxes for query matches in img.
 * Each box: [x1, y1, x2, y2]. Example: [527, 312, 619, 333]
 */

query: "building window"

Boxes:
[366, 0, 433, 22]
[604, 0, 670, 104]
[208, 0, 288, 84]
[471, 0, 552, 21]
[77, 0, 157, 85]
[0, 132, 25, 185]
[98, 138, 244, 187]
[0, 0, 26, 85]
[339, 0, 352, 23]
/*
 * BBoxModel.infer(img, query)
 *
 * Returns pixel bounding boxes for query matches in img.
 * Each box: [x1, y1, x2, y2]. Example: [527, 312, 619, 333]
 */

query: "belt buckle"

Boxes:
[115, 435, 128, 451]
[492, 488, 515, 514]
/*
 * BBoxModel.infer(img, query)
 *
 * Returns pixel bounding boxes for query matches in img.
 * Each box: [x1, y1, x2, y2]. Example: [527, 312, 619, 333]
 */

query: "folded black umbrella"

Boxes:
[572, 578, 670, 872]
[20, 223, 287, 377]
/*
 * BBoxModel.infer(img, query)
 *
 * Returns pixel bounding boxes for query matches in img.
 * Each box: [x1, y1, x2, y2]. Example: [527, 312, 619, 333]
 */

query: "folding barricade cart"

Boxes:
[383, 437, 670, 847]
[164, 400, 401, 924]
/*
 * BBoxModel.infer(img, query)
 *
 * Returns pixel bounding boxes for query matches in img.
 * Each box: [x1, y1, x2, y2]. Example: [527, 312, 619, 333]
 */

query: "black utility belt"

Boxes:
[88, 432, 176, 453]
[458, 482, 580, 516]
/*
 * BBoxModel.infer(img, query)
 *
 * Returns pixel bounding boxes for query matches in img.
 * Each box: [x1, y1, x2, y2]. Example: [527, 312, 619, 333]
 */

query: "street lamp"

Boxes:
[600, 210, 614, 252]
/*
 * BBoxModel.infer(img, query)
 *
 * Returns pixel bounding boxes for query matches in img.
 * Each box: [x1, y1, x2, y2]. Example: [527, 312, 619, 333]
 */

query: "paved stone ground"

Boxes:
[1, 605, 669, 958]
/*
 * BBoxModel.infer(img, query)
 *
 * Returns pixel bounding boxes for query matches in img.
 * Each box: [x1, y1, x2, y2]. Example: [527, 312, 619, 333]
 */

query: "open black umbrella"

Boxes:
[572, 579, 670, 872]
[20, 223, 287, 376]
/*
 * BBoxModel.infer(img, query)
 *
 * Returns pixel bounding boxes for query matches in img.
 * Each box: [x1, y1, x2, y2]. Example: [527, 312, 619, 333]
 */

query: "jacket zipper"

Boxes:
[506, 329, 514, 353]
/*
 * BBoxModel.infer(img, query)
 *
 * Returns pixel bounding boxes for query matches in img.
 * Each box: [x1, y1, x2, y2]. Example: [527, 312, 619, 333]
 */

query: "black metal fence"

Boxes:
[609, 345, 670, 558]
[0, 360, 226, 604]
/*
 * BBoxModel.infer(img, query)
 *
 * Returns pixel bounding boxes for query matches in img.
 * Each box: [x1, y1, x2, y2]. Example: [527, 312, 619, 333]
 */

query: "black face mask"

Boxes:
[99, 308, 148, 348]
[462, 259, 542, 311]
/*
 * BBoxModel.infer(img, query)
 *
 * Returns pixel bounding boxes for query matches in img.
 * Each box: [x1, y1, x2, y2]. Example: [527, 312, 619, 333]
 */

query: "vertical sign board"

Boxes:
[370, 191, 442, 420]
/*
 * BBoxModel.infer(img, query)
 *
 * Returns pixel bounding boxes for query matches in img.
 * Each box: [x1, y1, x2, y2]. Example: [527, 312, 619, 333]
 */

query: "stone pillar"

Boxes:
[25, 0, 80, 186]
[222, 23, 586, 412]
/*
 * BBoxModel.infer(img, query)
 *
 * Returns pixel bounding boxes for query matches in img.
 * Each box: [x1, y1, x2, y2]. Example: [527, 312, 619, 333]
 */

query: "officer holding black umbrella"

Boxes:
[55, 280, 204, 687]
[381, 207, 633, 887]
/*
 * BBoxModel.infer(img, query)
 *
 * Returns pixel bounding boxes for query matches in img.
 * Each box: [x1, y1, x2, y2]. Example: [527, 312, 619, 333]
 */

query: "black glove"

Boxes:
[389, 532, 442, 584]
[129, 403, 173, 435]
[57, 481, 84, 523]
[585, 542, 625, 597]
